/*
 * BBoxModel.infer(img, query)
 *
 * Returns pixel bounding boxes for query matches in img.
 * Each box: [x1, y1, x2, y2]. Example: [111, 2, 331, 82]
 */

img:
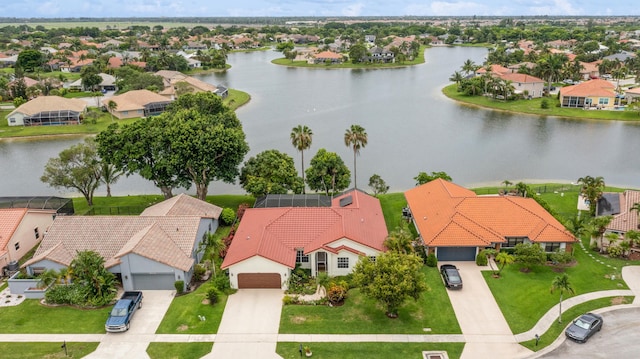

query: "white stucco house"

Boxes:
[221, 190, 388, 289]
[23, 194, 222, 292]
[0, 208, 57, 271]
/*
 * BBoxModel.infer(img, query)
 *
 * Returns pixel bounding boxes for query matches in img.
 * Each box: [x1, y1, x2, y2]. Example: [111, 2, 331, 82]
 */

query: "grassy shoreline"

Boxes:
[442, 83, 640, 122]
[271, 46, 427, 69]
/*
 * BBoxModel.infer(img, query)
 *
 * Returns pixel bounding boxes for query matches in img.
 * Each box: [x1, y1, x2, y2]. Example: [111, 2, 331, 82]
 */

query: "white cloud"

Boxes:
[35, 1, 61, 16]
[342, 3, 365, 16]
[404, 1, 487, 16]
[528, 0, 581, 16]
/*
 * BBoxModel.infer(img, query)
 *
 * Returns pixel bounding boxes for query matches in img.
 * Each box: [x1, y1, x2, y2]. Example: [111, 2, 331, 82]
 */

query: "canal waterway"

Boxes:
[1, 46, 639, 197]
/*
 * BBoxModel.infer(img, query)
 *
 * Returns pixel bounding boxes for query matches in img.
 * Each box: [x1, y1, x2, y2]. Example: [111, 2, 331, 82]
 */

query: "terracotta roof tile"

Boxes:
[107, 89, 170, 111]
[0, 208, 27, 256]
[405, 179, 576, 247]
[608, 190, 640, 233]
[560, 79, 615, 97]
[8, 96, 87, 118]
[141, 193, 222, 218]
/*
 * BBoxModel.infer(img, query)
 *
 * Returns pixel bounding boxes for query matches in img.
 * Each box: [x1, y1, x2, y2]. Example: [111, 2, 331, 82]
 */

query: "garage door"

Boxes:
[437, 247, 477, 261]
[131, 273, 176, 290]
[238, 273, 281, 289]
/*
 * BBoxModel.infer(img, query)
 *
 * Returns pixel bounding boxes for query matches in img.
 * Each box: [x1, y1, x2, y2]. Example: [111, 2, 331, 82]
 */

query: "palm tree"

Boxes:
[449, 71, 464, 86]
[495, 252, 515, 275]
[585, 215, 613, 251]
[290, 125, 313, 193]
[107, 100, 117, 121]
[577, 175, 605, 216]
[383, 225, 414, 254]
[100, 162, 123, 198]
[550, 273, 574, 323]
[461, 59, 477, 76]
[344, 124, 368, 189]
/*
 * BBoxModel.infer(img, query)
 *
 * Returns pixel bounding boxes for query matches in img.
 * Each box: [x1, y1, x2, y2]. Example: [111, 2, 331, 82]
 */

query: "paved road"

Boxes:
[537, 306, 640, 359]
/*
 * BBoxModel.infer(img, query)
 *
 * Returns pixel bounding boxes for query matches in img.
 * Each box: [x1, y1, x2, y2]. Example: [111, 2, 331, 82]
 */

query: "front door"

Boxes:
[316, 252, 327, 273]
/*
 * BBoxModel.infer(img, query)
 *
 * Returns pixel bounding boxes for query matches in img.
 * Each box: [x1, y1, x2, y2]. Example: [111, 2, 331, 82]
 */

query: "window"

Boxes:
[503, 237, 526, 248]
[337, 257, 349, 269]
[9, 118, 16, 124]
[14, 242, 20, 250]
[296, 250, 309, 263]
[34, 227, 40, 239]
[368, 256, 377, 263]
[599, 98, 609, 105]
[545, 243, 561, 252]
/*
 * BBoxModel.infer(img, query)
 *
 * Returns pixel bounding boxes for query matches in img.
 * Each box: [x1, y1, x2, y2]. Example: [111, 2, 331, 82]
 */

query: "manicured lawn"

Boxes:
[519, 296, 634, 351]
[279, 267, 461, 334]
[0, 299, 110, 333]
[0, 342, 99, 358]
[225, 89, 251, 111]
[64, 91, 101, 99]
[147, 342, 213, 359]
[155, 282, 228, 334]
[483, 239, 631, 335]
[276, 342, 464, 359]
[442, 84, 640, 121]
[377, 192, 408, 230]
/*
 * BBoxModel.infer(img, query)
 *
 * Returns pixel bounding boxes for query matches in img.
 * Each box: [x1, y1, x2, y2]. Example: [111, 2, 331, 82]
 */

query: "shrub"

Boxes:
[220, 208, 236, 226]
[174, 280, 185, 294]
[282, 295, 300, 305]
[206, 286, 219, 305]
[541, 99, 549, 109]
[316, 272, 330, 290]
[476, 251, 488, 266]
[550, 250, 574, 265]
[327, 281, 349, 304]
[212, 274, 231, 293]
[45, 284, 85, 305]
[426, 253, 438, 267]
[607, 245, 624, 258]
[193, 264, 207, 281]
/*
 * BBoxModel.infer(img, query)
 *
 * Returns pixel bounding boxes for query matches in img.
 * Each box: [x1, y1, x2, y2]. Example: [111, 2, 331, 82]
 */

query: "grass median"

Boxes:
[276, 342, 464, 359]
[147, 342, 213, 359]
[0, 342, 99, 359]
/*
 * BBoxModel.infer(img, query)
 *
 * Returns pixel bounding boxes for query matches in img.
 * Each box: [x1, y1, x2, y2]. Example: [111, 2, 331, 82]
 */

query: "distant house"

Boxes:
[405, 179, 577, 261]
[68, 73, 117, 92]
[475, 64, 510, 76]
[221, 190, 388, 289]
[496, 73, 545, 98]
[625, 87, 640, 103]
[365, 47, 395, 63]
[579, 61, 601, 80]
[310, 51, 343, 64]
[0, 54, 18, 68]
[155, 70, 227, 99]
[106, 89, 172, 119]
[6, 96, 87, 126]
[23, 194, 222, 292]
[0, 208, 57, 271]
[597, 190, 640, 240]
[559, 79, 617, 109]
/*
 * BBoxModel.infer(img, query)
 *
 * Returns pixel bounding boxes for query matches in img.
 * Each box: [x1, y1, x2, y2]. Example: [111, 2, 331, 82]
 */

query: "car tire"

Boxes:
[138, 302, 142, 309]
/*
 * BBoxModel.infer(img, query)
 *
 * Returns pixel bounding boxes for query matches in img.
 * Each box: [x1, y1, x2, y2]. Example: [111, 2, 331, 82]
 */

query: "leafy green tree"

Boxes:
[41, 138, 102, 206]
[368, 174, 389, 196]
[550, 273, 574, 323]
[352, 252, 427, 318]
[290, 125, 313, 194]
[16, 49, 44, 72]
[70, 250, 118, 306]
[80, 65, 103, 92]
[239, 149, 304, 197]
[276, 41, 294, 53]
[577, 175, 605, 216]
[348, 43, 367, 63]
[383, 224, 414, 254]
[344, 124, 367, 188]
[305, 148, 350, 195]
[414, 171, 452, 185]
[514, 243, 546, 271]
[115, 66, 164, 92]
[495, 251, 515, 275]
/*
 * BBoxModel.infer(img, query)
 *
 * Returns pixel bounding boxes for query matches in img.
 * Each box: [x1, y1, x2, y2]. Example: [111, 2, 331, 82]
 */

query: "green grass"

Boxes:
[483, 238, 631, 335]
[0, 342, 99, 358]
[276, 342, 464, 359]
[443, 84, 640, 122]
[0, 299, 110, 333]
[63, 91, 101, 98]
[519, 296, 634, 351]
[279, 267, 461, 334]
[155, 281, 228, 334]
[272, 46, 426, 69]
[377, 192, 407, 230]
[147, 342, 213, 359]
[225, 89, 251, 111]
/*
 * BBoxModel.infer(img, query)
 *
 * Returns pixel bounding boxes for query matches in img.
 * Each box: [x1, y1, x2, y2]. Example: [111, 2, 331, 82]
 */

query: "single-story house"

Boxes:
[597, 190, 640, 238]
[221, 189, 388, 289]
[106, 89, 172, 119]
[625, 87, 640, 103]
[310, 51, 343, 64]
[156, 70, 227, 99]
[6, 96, 87, 126]
[0, 208, 56, 272]
[404, 179, 577, 261]
[559, 79, 617, 109]
[496, 73, 545, 98]
[579, 61, 601, 80]
[24, 194, 222, 291]
[68, 73, 117, 92]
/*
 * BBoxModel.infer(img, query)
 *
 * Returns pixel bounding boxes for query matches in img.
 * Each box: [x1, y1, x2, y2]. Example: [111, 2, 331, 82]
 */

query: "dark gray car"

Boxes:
[565, 313, 603, 343]
[440, 264, 462, 289]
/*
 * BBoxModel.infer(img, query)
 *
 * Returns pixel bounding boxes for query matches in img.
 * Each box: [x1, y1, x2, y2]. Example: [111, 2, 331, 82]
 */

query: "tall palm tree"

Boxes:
[290, 125, 313, 193]
[461, 59, 477, 76]
[550, 273, 574, 323]
[577, 175, 605, 216]
[107, 100, 117, 121]
[344, 124, 367, 189]
[495, 252, 515, 275]
[383, 225, 414, 254]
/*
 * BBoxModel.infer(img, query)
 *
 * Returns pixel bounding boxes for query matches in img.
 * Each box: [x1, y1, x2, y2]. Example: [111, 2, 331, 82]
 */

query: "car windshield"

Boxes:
[110, 308, 127, 317]
[574, 318, 590, 330]
[447, 271, 460, 282]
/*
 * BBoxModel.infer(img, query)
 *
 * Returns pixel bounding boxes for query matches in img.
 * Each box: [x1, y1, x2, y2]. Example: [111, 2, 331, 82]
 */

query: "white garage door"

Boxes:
[131, 273, 176, 290]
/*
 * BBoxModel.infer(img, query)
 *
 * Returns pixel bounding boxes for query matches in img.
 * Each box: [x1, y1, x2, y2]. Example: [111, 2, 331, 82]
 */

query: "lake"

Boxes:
[2, 46, 639, 197]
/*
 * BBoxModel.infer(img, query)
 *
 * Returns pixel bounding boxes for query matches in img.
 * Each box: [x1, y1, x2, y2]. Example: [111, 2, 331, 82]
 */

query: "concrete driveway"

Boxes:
[206, 289, 284, 359]
[443, 261, 532, 359]
[83, 290, 175, 359]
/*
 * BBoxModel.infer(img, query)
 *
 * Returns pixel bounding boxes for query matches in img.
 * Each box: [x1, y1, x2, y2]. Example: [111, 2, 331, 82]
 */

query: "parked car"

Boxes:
[565, 312, 603, 343]
[105, 291, 143, 332]
[440, 264, 463, 289]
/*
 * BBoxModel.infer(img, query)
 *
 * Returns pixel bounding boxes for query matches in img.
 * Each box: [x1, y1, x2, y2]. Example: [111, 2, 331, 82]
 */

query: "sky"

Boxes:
[1, 0, 635, 18]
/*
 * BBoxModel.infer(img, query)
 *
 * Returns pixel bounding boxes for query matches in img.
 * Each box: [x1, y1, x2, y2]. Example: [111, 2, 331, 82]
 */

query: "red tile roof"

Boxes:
[405, 179, 576, 247]
[0, 208, 27, 257]
[607, 190, 640, 233]
[314, 51, 342, 59]
[560, 79, 615, 97]
[497, 73, 544, 83]
[221, 190, 388, 269]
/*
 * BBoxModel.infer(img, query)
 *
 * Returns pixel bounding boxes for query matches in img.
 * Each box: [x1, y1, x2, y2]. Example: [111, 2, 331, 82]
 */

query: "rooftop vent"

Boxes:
[339, 195, 353, 207]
